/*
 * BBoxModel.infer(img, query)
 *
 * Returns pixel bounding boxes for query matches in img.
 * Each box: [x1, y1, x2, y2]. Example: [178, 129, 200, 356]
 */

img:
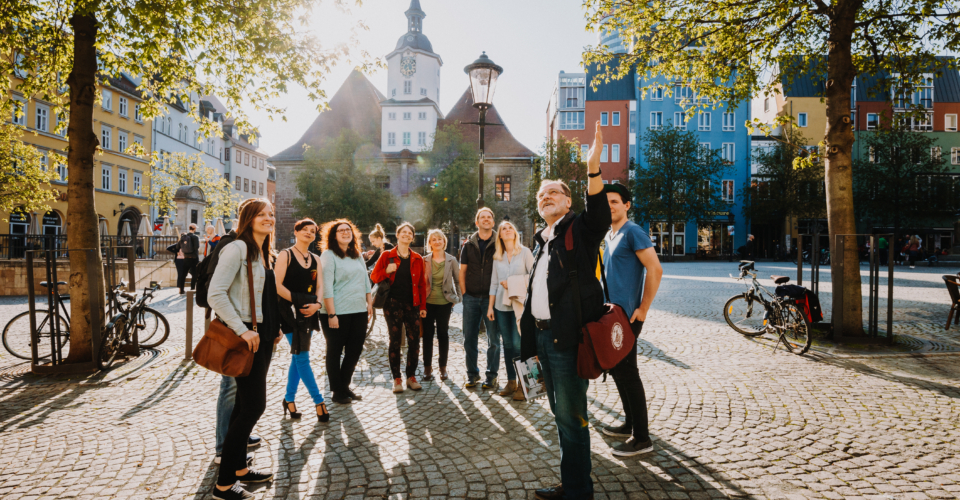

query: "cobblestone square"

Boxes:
[0, 261, 958, 499]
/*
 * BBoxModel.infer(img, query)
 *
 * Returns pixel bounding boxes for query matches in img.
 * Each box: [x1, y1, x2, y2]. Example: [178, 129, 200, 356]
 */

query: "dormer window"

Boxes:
[404, 81, 412, 95]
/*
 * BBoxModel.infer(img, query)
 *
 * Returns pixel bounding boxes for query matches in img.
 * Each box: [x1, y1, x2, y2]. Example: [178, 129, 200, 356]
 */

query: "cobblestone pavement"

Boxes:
[0, 262, 958, 500]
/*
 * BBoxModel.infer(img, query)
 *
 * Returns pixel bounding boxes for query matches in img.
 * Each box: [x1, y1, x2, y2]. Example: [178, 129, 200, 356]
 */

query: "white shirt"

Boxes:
[531, 219, 561, 320]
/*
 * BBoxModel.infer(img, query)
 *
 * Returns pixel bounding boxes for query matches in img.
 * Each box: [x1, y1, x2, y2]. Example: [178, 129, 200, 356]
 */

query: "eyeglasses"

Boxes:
[336, 228, 353, 234]
[537, 188, 565, 201]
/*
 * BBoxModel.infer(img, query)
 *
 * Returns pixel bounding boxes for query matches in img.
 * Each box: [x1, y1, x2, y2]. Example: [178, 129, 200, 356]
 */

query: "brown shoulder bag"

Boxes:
[193, 251, 257, 377]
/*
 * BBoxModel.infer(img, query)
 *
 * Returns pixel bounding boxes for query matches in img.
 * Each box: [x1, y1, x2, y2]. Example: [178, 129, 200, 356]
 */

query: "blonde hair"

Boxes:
[426, 229, 447, 252]
[475, 207, 494, 223]
[494, 221, 523, 260]
[369, 223, 386, 241]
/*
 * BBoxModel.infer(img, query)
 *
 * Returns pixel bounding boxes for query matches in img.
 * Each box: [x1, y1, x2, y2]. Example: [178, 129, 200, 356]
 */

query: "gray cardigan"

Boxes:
[207, 240, 267, 336]
[423, 251, 462, 305]
[489, 246, 535, 312]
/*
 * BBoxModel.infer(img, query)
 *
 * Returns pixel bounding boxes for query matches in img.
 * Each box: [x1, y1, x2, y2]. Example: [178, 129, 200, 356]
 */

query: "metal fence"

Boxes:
[0, 234, 181, 260]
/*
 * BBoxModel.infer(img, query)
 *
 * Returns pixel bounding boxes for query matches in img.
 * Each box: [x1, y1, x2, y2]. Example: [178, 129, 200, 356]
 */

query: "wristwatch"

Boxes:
[588, 167, 602, 178]
[328, 313, 336, 318]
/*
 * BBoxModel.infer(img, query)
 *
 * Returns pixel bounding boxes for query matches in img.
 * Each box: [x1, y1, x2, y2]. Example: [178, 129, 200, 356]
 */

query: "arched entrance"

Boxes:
[42, 211, 62, 236]
[117, 207, 141, 236]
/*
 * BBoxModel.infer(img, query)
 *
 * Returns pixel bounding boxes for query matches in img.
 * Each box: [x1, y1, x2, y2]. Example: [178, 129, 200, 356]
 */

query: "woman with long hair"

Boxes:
[276, 218, 329, 422]
[421, 229, 460, 381]
[208, 198, 281, 500]
[318, 219, 373, 405]
[486, 220, 534, 400]
[364, 223, 394, 268]
[370, 222, 427, 393]
[906, 235, 921, 269]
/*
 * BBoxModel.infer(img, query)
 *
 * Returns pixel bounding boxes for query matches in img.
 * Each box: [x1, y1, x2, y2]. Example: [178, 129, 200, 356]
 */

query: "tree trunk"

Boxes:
[824, 4, 864, 337]
[63, 10, 106, 363]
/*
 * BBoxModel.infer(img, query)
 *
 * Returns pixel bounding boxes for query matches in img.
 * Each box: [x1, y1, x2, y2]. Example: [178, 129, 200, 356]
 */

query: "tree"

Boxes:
[525, 136, 587, 229]
[0, 119, 58, 216]
[853, 119, 951, 245]
[414, 125, 488, 230]
[294, 130, 396, 231]
[1, 0, 365, 363]
[582, 0, 959, 335]
[631, 126, 732, 259]
[147, 152, 240, 222]
[741, 129, 825, 258]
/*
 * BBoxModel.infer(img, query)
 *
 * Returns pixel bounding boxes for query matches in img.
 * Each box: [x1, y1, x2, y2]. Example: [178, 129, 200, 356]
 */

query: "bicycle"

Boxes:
[723, 260, 812, 355]
[98, 282, 168, 370]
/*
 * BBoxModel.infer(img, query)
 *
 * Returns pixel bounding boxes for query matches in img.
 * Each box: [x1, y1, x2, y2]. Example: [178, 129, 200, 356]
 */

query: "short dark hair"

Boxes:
[294, 218, 317, 232]
[603, 183, 631, 205]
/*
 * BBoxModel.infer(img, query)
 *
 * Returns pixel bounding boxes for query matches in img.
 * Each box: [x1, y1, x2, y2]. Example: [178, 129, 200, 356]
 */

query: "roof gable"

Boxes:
[439, 88, 536, 159]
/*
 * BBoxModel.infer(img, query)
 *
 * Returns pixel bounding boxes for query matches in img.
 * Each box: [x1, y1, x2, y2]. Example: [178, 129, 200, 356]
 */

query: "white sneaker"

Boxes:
[393, 380, 404, 393]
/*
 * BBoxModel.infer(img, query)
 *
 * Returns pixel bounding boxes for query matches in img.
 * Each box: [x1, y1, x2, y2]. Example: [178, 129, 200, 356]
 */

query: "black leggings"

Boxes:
[422, 302, 453, 370]
[216, 328, 275, 486]
[383, 297, 421, 380]
[319, 312, 368, 397]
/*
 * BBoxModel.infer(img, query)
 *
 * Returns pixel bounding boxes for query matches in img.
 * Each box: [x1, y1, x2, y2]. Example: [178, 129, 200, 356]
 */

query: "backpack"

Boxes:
[180, 233, 196, 254]
[195, 230, 238, 310]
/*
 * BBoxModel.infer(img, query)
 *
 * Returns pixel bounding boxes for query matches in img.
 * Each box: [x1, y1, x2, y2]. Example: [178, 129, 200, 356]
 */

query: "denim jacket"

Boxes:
[208, 240, 267, 336]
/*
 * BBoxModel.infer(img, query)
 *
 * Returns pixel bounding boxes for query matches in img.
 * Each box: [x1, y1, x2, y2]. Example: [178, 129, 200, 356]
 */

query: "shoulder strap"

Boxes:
[247, 252, 258, 332]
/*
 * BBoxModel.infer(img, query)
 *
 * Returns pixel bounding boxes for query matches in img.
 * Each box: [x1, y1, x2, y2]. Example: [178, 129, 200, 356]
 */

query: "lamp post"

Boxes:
[464, 52, 504, 210]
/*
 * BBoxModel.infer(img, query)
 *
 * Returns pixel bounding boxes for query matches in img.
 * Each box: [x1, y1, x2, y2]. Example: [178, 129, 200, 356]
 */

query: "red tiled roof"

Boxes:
[439, 88, 536, 159]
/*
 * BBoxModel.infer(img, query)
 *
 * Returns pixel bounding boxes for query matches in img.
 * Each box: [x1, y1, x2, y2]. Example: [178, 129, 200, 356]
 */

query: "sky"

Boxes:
[239, 0, 598, 157]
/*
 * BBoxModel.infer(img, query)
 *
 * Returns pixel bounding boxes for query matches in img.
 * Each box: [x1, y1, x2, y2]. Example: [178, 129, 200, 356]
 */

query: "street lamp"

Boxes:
[464, 52, 504, 210]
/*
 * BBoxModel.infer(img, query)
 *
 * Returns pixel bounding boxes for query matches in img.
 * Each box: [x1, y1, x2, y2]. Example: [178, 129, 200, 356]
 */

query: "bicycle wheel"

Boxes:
[367, 308, 377, 335]
[3, 310, 70, 360]
[137, 307, 170, 349]
[778, 303, 812, 354]
[97, 315, 128, 371]
[723, 295, 767, 337]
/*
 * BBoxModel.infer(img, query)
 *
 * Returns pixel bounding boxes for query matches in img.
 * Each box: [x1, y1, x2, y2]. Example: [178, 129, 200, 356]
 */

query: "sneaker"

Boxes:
[214, 453, 254, 466]
[393, 379, 405, 393]
[465, 375, 481, 388]
[236, 468, 274, 483]
[611, 437, 654, 457]
[602, 422, 632, 438]
[247, 435, 261, 448]
[481, 377, 498, 390]
[212, 482, 254, 500]
[407, 377, 422, 391]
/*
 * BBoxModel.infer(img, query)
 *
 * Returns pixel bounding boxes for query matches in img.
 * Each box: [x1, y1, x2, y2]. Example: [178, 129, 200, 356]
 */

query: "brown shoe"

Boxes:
[513, 387, 526, 401]
[499, 380, 518, 397]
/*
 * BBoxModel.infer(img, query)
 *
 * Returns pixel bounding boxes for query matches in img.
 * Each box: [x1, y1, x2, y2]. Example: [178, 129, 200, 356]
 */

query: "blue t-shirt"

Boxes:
[602, 221, 654, 315]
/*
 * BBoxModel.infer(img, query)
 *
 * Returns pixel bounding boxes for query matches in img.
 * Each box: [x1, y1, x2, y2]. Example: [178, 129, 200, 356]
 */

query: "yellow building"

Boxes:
[7, 73, 152, 238]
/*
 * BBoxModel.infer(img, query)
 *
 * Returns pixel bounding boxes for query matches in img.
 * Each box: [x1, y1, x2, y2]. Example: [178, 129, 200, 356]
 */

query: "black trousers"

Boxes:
[216, 329, 274, 486]
[422, 302, 453, 370]
[319, 312, 368, 397]
[609, 320, 650, 441]
[175, 258, 199, 290]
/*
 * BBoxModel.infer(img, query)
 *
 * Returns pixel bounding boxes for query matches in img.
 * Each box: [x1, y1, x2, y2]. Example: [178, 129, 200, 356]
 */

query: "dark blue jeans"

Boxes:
[462, 294, 498, 380]
[537, 327, 593, 498]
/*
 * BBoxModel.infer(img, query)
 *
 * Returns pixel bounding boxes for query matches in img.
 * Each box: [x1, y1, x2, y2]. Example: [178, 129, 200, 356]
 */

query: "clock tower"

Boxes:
[381, 0, 443, 153]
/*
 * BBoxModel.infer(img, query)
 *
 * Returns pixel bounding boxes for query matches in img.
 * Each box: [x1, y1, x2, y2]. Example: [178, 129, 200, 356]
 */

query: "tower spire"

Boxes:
[406, 0, 425, 33]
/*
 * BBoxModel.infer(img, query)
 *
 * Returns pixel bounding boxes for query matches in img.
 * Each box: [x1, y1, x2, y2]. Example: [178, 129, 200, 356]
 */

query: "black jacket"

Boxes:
[520, 191, 611, 359]
[459, 230, 497, 297]
[279, 291, 320, 354]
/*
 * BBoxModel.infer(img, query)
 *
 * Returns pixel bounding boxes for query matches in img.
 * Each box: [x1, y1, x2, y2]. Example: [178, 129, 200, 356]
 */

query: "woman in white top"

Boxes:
[486, 220, 534, 400]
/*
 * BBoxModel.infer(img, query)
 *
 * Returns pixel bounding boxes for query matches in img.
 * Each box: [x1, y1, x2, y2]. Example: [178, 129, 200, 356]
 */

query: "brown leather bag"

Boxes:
[193, 251, 257, 377]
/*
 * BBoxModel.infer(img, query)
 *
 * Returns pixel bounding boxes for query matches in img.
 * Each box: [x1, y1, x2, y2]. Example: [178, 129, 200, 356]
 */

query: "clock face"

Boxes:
[400, 55, 416, 77]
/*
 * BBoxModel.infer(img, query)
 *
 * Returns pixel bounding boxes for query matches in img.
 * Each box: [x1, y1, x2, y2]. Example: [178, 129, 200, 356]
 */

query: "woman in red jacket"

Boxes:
[370, 222, 428, 393]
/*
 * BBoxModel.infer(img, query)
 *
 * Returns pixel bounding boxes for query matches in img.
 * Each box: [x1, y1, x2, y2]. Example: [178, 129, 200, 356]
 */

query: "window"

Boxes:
[612, 112, 620, 126]
[495, 175, 512, 201]
[722, 112, 735, 132]
[764, 98, 769, 112]
[403, 132, 411, 146]
[178, 123, 182, 141]
[698, 112, 711, 131]
[699, 142, 711, 160]
[118, 131, 127, 153]
[35, 105, 48, 132]
[56, 111, 67, 137]
[601, 144, 608, 162]
[674, 112, 685, 129]
[867, 113, 879, 130]
[404, 81, 412, 94]
[893, 74, 934, 109]
[101, 165, 111, 190]
[601, 112, 609, 126]
[418, 132, 426, 146]
[932, 147, 942, 161]
[259, 158, 264, 170]
[225, 148, 231, 161]
[649, 112, 662, 130]
[898, 112, 934, 132]
[245, 153, 249, 166]
[675, 85, 694, 104]
[243, 178, 249, 192]
[612, 144, 620, 162]
[134, 104, 142, 122]
[388, 112, 396, 120]
[947, 114, 958, 132]
[418, 112, 426, 120]
[118, 170, 127, 193]
[376, 175, 390, 190]
[101, 126, 112, 150]
[388, 132, 396, 146]
[259, 182, 264, 196]
[869, 147, 876, 163]
[403, 112, 411, 120]
[560, 84, 585, 109]
[630, 111, 637, 134]
[559, 111, 584, 130]
[56, 159, 67, 181]
[12, 100, 25, 126]
[581, 144, 589, 160]
[392, 89, 396, 97]
[101, 89, 112, 111]
[235, 176, 241, 190]
[953, 148, 960, 165]
[651, 87, 663, 101]
[119, 96, 128, 117]
[420, 88, 427, 96]
[134, 136, 142, 150]
[722, 180, 734, 202]
[721, 143, 735, 164]
[798, 112, 808, 127]
[133, 171, 141, 195]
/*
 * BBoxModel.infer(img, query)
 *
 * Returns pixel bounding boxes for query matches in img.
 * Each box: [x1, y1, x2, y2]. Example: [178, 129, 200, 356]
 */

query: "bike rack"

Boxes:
[833, 234, 894, 343]
[795, 233, 822, 295]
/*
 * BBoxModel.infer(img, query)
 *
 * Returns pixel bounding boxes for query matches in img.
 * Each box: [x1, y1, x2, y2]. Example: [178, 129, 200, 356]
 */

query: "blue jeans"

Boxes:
[284, 333, 324, 405]
[537, 327, 593, 499]
[462, 294, 499, 380]
[494, 309, 521, 380]
[215, 375, 236, 455]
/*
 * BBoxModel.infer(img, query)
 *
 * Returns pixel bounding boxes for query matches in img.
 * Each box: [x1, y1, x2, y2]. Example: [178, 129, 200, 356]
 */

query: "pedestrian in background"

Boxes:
[878, 236, 888, 267]
[371, 222, 427, 393]
[422, 229, 460, 382]
[486, 220, 533, 400]
[364, 223, 394, 269]
[276, 218, 328, 422]
[203, 224, 221, 258]
[599, 183, 663, 457]
[175, 223, 200, 294]
[319, 219, 373, 405]
[906, 235, 921, 269]
[459, 208, 499, 389]
[207, 199, 281, 500]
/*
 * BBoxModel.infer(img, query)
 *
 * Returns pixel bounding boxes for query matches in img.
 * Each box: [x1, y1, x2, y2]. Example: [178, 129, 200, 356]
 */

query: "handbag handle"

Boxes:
[247, 251, 258, 332]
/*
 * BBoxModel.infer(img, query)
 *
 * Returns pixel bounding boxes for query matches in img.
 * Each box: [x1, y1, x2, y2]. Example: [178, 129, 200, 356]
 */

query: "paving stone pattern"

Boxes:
[0, 262, 958, 499]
